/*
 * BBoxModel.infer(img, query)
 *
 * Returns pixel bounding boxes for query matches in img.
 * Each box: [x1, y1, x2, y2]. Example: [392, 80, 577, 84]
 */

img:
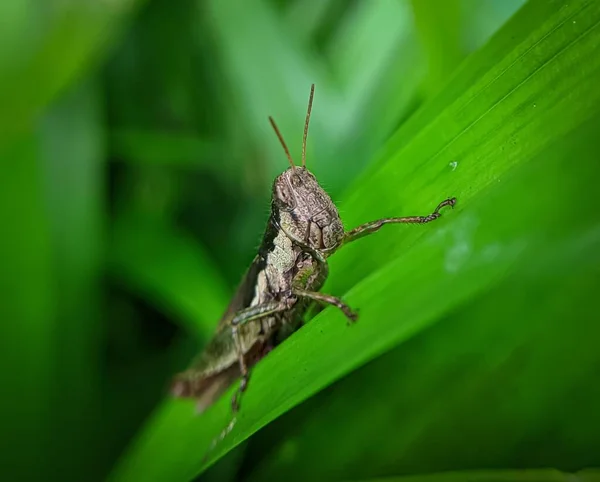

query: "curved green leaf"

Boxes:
[109, 1, 600, 480]
[353, 469, 600, 482]
[0, 0, 144, 145]
[246, 122, 600, 480]
[110, 129, 221, 168]
[110, 213, 230, 337]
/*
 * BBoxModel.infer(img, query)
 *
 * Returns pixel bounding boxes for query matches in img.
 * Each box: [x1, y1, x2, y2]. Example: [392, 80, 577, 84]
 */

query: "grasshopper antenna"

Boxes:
[302, 83, 315, 168]
[269, 116, 295, 170]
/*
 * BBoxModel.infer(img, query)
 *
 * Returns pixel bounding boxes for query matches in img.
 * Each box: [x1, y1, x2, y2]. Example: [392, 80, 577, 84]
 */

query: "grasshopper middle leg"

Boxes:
[231, 301, 293, 327]
[293, 288, 358, 324]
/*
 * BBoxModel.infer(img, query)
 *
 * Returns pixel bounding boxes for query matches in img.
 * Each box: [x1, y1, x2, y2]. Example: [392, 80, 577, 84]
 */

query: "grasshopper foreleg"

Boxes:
[276, 219, 330, 285]
[343, 197, 456, 244]
[293, 288, 358, 325]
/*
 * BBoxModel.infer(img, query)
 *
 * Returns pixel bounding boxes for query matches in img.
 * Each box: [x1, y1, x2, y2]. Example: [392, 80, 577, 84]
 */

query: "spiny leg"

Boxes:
[231, 300, 294, 326]
[230, 325, 249, 413]
[229, 299, 296, 411]
[343, 197, 456, 245]
[293, 288, 358, 324]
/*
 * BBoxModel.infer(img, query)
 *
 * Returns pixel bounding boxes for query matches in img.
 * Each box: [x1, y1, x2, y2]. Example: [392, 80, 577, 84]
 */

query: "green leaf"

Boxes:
[108, 0, 600, 480]
[0, 0, 144, 145]
[412, 0, 464, 94]
[251, 117, 600, 482]
[0, 1, 146, 478]
[246, 123, 600, 480]
[0, 80, 109, 481]
[351, 469, 600, 482]
[0, 134, 56, 482]
[109, 213, 230, 337]
[110, 128, 221, 168]
[328, 0, 600, 295]
[39, 79, 108, 479]
[205, 0, 420, 194]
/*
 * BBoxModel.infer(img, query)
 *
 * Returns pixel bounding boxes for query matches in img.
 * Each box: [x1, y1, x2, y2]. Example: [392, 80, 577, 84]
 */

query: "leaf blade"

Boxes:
[108, 1, 600, 480]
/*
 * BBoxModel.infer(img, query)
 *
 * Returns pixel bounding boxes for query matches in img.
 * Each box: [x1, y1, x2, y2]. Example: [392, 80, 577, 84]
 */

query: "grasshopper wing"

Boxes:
[216, 255, 262, 330]
[170, 256, 266, 411]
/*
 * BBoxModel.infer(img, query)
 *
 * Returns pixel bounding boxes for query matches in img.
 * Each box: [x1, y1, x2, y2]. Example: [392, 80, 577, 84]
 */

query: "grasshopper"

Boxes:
[171, 84, 456, 419]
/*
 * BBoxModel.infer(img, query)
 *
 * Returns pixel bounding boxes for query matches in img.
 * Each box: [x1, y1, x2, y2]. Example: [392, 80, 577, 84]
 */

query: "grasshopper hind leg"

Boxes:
[230, 328, 277, 412]
[230, 325, 250, 413]
[201, 337, 276, 466]
[228, 302, 288, 412]
[231, 372, 250, 412]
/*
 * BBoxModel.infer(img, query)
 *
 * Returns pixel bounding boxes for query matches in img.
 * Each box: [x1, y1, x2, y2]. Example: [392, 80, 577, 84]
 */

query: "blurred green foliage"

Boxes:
[1, 0, 599, 481]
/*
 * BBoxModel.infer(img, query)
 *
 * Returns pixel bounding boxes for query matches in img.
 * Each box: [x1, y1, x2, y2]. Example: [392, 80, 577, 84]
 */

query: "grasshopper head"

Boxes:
[268, 84, 344, 252]
[272, 167, 344, 251]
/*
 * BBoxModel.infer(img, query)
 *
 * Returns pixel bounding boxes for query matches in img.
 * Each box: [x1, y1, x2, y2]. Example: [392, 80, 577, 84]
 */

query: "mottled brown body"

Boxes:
[171, 84, 456, 418]
[171, 166, 346, 412]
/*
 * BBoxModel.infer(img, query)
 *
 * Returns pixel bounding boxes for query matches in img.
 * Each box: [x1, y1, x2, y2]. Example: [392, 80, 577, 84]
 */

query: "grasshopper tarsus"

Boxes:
[346, 308, 359, 325]
[434, 197, 457, 214]
[338, 302, 358, 324]
[421, 197, 457, 222]
[419, 197, 456, 221]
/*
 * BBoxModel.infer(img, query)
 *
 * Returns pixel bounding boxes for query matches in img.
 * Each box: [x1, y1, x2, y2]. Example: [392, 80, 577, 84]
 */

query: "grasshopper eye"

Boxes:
[274, 182, 294, 209]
